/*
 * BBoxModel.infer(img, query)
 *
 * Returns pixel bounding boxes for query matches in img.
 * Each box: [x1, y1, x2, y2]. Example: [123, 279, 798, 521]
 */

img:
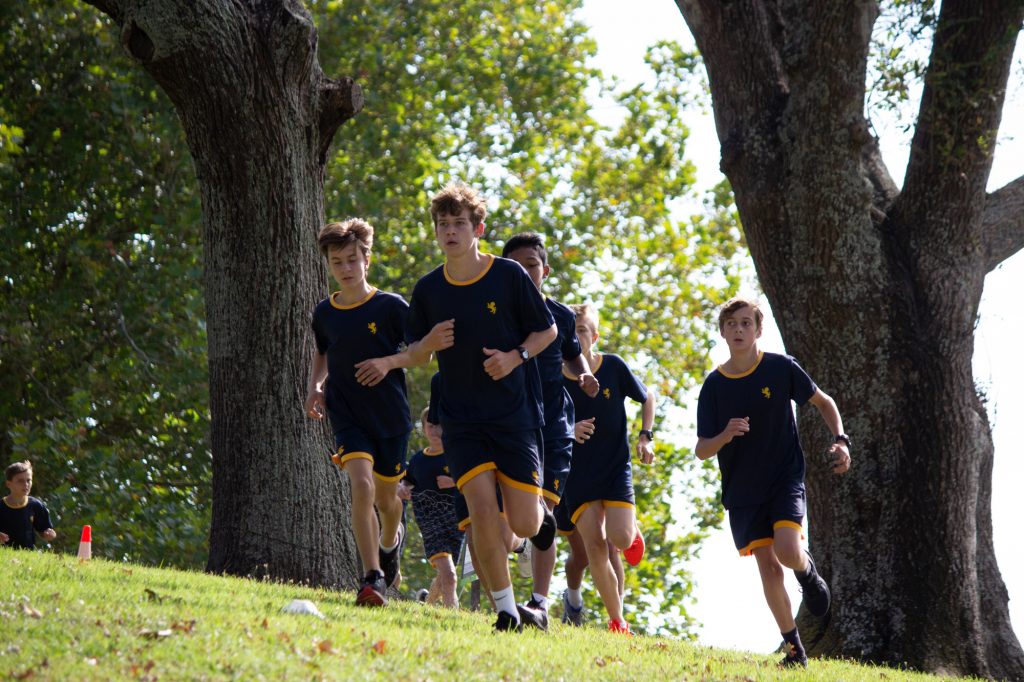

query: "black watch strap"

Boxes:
[834, 433, 851, 448]
[517, 346, 530, 362]
[639, 429, 654, 440]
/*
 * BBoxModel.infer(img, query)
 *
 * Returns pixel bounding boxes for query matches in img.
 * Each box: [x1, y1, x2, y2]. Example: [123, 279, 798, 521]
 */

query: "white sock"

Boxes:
[380, 525, 402, 552]
[566, 587, 583, 608]
[531, 592, 548, 610]
[492, 586, 518, 619]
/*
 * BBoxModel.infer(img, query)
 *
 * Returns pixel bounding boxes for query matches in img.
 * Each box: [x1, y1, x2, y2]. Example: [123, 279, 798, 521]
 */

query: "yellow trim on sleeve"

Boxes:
[429, 552, 452, 563]
[541, 489, 562, 504]
[330, 287, 378, 310]
[443, 254, 494, 286]
[333, 451, 373, 468]
[456, 462, 497, 490]
[496, 471, 544, 497]
[458, 517, 472, 531]
[603, 500, 635, 511]
[717, 351, 764, 379]
[739, 537, 774, 556]
[557, 529, 574, 537]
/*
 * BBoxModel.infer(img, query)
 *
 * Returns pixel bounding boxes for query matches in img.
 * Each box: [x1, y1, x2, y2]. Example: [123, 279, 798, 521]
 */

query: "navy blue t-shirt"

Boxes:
[0, 497, 53, 549]
[696, 351, 817, 509]
[406, 255, 555, 432]
[427, 371, 441, 425]
[404, 447, 455, 498]
[538, 297, 581, 441]
[564, 353, 648, 475]
[312, 288, 412, 438]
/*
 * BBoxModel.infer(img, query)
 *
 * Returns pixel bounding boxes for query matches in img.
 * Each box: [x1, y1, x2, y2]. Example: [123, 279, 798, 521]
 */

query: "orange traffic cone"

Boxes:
[77, 525, 92, 561]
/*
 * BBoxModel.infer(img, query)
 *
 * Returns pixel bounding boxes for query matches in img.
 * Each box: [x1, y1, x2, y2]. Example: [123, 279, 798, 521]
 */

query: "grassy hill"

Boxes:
[0, 550, 968, 681]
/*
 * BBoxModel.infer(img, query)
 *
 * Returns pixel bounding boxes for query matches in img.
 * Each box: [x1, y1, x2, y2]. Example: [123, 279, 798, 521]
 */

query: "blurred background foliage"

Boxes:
[0, 0, 743, 635]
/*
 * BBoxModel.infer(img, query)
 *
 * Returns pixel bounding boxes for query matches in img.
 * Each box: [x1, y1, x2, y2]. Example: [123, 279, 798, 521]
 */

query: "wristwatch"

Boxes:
[639, 429, 654, 441]
[517, 346, 530, 362]
[834, 433, 852, 448]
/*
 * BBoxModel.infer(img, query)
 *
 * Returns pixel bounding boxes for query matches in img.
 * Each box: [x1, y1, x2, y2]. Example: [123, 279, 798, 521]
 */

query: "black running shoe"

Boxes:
[494, 609, 523, 632]
[355, 570, 387, 607]
[529, 508, 556, 551]
[779, 645, 808, 668]
[379, 523, 405, 589]
[796, 550, 831, 618]
[517, 603, 549, 631]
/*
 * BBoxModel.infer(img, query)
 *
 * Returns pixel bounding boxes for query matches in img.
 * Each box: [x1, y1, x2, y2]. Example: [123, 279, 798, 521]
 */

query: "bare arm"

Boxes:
[695, 416, 750, 460]
[304, 350, 329, 418]
[353, 319, 455, 386]
[482, 323, 558, 381]
[636, 388, 656, 464]
[808, 389, 851, 474]
[565, 353, 599, 398]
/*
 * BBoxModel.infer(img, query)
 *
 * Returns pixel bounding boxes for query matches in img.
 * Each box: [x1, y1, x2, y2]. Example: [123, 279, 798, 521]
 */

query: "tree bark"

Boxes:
[85, 0, 364, 588]
[677, 0, 1024, 677]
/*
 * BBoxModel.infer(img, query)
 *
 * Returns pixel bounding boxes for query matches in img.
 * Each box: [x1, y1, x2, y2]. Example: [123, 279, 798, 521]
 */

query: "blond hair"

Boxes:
[570, 303, 599, 332]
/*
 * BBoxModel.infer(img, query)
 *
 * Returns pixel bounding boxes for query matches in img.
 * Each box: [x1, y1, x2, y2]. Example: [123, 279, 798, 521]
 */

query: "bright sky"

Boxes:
[580, 0, 1024, 653]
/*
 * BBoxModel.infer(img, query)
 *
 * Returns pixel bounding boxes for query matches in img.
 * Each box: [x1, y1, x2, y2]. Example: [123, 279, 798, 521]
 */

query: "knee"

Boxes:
[760, 558, 786, 584]
[608, 526, 634, 551]
[348, 471, 374, 499]
[507, 508, 542, 540]
[774, 544, 803, 569]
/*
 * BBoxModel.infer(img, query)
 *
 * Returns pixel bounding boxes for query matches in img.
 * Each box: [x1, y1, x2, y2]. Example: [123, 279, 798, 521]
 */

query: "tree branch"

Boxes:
[862, 131, 900, 225]
[83, 0, 125, 24]
[317, 76, 364, 164]
[893, 0, 1023, 234]
[983, 175, 1024, 272]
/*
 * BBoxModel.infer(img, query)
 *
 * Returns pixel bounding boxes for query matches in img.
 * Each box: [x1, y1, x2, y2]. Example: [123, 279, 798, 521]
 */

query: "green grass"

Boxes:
[1, 551, 965, 681]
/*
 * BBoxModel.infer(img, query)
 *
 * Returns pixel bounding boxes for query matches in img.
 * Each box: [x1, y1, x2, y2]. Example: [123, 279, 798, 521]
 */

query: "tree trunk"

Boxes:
[85, 0, 364, 587]
[677, 0, 1024, 677]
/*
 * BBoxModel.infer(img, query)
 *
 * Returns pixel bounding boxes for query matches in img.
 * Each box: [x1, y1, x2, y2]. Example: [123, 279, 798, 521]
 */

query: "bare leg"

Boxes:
[575, 503, 623, 623]
[564, 528, 589, 589]
[531, 497, 558, 601]
[344, 458, 380, 574]
[462, 472, 513, 594]
[374, 478, 403, 549]
[753, 544, 795, 632]
[431, 554, 459, 608]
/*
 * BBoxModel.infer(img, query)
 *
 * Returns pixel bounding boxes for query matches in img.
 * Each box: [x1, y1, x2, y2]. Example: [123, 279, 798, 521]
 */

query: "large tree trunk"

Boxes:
[85, 0, 364, 587]
[677, 0, 1024, 677]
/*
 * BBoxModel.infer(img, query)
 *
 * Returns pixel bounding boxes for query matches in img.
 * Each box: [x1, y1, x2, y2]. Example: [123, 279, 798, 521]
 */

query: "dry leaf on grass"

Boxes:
[372, 640, 386, 654]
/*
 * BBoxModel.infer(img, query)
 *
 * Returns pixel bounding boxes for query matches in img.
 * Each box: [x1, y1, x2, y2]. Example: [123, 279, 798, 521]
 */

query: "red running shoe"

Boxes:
[608, 618, 632, 635]
[623, 527, 645, 566]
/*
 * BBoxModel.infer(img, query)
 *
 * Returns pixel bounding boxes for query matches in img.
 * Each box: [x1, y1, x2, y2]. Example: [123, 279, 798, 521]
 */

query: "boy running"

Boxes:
[1, 461, 57, 549]
[400, 407, 463, 608]
[502, 232, 598, 616]
[561, 303, 655, 634]
[405, 183, 557, 632]
[304, 218, 446, 607]
[695, 297, 851, 667]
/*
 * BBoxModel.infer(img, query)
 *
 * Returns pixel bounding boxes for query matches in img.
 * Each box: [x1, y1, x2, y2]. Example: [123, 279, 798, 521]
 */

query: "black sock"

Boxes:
[782, 627, 805, 657]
